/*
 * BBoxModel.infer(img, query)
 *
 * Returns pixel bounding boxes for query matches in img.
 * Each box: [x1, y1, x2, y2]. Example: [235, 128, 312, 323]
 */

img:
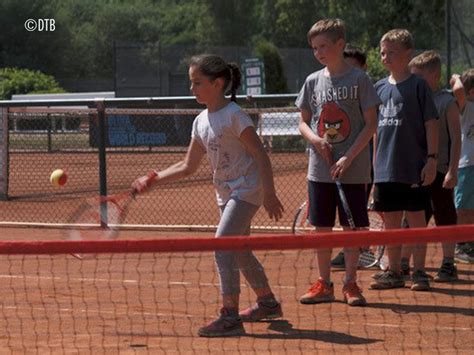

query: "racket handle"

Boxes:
[143, 169, 159, 190]
[146, 169, 158, 183]
[132, 170, 159, 195]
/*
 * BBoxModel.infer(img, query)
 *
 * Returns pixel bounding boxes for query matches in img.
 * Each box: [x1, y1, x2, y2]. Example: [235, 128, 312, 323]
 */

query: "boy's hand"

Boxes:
[330, 155, 353, 180]
[420, 159, 436, 186]
[449, 74, 461, 88]
[312, 138, 333, 166]
[443, 170, 457, 189]
[263, 192, 284, 222]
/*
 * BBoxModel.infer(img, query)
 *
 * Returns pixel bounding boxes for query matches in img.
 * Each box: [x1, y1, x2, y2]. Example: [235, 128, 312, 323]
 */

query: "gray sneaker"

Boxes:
[401, 258, 410, 279]
[239, 301, 283, 322]
[434, 263, 458, 283]
[198, 308, 245, 337]
[369, 270, 405, 289]
[455, 244, 474, 264]
[411, 270, 431, 291]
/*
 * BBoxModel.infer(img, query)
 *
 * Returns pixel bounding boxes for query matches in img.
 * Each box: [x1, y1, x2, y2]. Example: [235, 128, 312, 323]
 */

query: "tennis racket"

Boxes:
[292, 200, 311, 234]
[66, 189, 136, 259]
[335, 181, 386, 269]
[291, 188, 387, 268]
[364, 207, 388, 269]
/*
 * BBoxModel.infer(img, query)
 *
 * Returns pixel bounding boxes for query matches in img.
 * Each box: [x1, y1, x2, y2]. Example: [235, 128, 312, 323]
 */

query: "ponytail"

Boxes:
[227, 63, 242, 102]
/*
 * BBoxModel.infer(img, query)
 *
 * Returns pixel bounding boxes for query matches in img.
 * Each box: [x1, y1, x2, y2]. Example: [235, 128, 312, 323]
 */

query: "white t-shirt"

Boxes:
[459, 100, 474, 168]
[191, 102, 262, 206]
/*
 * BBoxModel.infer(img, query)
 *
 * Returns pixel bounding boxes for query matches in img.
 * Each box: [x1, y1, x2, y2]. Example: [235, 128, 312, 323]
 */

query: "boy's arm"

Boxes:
[298, 108, 333, 165]
[450, 74, 466, 112]
[420, 119, 439, 186]
[330, 106, 377, 179]
[444, 101, 462, 188]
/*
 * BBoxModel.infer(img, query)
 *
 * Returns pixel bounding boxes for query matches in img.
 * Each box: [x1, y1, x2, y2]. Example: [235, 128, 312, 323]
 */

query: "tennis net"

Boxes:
[0, 226, 473, 353]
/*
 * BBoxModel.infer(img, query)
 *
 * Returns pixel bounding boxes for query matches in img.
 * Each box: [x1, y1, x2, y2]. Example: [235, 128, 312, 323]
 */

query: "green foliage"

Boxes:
[0, 0, 461, 87]
[253, 40, 288, 94]
[366, 48, 388, 83]
[0, 68, 64, 100]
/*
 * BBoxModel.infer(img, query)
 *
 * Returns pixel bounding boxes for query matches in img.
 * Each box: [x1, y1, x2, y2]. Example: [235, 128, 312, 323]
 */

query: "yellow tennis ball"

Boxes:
[50, 169, 68, 186]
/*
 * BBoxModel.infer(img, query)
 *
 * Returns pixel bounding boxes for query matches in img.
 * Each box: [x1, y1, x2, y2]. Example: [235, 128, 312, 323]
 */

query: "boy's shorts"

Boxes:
[308, 181, 369, 228]
[455, 165, 474, 210]
[426, 172, 457, 225]
[373, 182, 431, 212]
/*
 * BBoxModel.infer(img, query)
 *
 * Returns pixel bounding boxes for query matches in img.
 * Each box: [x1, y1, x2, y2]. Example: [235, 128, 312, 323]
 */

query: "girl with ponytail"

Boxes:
[132, 54, 284, 337]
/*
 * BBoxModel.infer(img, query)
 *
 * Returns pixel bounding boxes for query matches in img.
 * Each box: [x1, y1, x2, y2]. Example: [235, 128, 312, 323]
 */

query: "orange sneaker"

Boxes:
[342, 281, 367, 306]
[299, 278, 335, 304]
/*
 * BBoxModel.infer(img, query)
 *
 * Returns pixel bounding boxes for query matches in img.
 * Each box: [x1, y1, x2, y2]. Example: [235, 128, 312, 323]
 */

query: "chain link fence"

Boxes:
[114, 42, 320, 97]
[0, 95, 309, 232]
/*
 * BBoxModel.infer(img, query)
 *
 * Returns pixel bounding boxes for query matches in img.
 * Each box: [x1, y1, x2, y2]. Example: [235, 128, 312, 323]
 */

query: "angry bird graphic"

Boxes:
[317, 102, 351, 144]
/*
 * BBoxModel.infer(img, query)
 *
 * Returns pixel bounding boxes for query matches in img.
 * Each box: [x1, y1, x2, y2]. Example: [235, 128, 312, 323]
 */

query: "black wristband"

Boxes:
[427, 153, 437, 160]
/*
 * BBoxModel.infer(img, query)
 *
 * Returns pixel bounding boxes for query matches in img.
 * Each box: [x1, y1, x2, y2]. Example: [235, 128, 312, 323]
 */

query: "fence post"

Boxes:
[0, 107, 8, 200]
[47, 113, 52, 153]
[96, 100, 108, 227]
[445, 0, 452, 86]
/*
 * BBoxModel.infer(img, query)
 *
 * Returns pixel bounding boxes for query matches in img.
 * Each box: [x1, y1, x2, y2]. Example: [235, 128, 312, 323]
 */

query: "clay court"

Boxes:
[0, 227, 472, 353]
[0, 127, 472, 353]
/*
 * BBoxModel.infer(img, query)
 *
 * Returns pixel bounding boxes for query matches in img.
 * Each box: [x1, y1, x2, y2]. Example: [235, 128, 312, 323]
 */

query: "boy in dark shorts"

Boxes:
[407, 50, 461, 282]
[370, 29, 439, 292]
[296, 19, 380, 306]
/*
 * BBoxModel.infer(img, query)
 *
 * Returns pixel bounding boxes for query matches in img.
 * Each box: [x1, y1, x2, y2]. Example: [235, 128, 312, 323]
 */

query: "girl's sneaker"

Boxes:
[198, 308, 245, 337]
[239, 301, 283, 322]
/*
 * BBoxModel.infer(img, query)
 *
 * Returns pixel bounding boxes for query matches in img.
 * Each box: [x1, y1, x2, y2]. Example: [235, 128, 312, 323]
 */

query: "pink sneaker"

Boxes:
[239, 301, 283, 322]
[198, 308, 245, 337]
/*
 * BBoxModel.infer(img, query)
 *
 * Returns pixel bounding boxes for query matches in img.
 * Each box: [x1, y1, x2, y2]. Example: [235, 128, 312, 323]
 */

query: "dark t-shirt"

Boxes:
[433, 89, 456, 174]
[374, 74, 438, 184]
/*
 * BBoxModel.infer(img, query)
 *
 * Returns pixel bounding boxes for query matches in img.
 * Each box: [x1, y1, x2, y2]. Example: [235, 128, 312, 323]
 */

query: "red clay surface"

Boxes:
[1, 151, 473, 353]
[2, 151, 308, 230]
[0, 227, 472, 353]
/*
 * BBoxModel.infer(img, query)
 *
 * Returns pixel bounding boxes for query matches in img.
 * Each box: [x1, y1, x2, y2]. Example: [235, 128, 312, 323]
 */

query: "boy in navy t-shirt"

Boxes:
[370, 29, 439, 292]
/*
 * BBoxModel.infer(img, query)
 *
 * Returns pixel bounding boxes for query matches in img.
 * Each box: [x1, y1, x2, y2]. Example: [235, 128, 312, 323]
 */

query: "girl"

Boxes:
[132, 54, 284, 337]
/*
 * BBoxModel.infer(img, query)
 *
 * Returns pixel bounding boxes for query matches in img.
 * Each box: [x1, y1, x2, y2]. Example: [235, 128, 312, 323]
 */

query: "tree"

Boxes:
[253, 39, 288, 94]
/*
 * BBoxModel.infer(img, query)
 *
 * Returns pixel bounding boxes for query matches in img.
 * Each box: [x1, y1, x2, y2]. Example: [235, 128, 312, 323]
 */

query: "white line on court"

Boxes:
[0, 273, 296, 289]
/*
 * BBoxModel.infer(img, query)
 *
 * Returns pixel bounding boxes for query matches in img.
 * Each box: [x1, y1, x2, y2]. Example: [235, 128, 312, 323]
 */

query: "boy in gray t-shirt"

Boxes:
[295, 18, 380, 307]
[408, 50, 461, 282]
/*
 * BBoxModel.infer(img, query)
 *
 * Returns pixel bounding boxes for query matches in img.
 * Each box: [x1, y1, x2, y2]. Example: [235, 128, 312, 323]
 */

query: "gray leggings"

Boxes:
[215, 198, 270, 295]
